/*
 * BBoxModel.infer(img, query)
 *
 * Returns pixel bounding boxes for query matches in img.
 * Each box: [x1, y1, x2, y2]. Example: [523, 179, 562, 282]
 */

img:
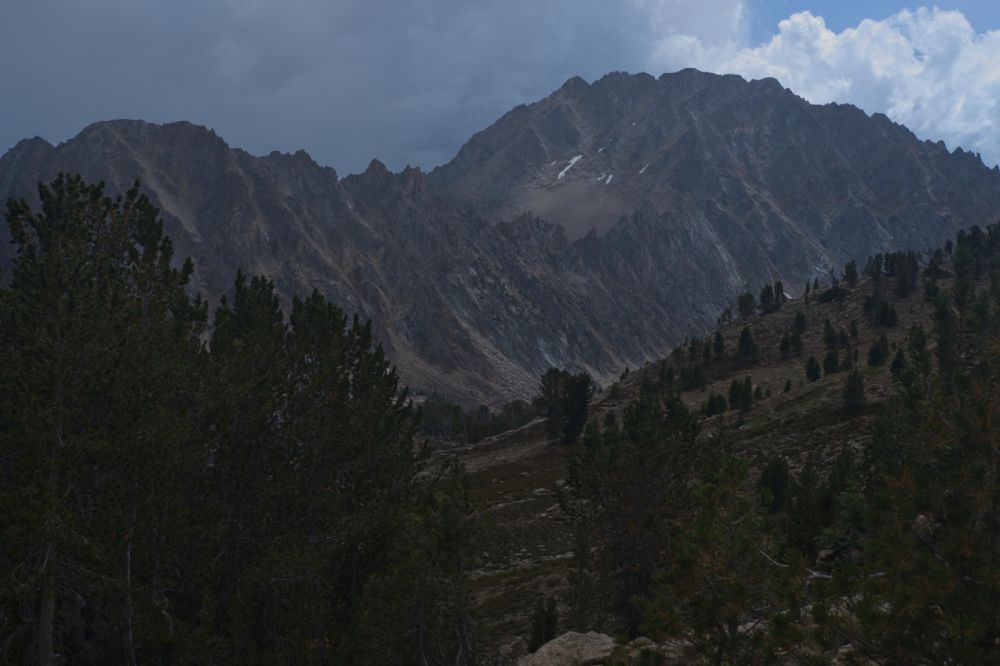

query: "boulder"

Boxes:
[517, 631, 614, 665]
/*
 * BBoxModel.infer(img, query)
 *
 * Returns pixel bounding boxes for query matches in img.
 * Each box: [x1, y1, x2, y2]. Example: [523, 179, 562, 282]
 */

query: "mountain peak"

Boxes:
[751, 76, 784, 92]
[11, 136, 53, 151]
[559, 75, 590, 96]
[71, 120, 229, 154]
[5, 69, 1000, 409]
[364, 158, 390, 176]
[430, 66, 1000, 245]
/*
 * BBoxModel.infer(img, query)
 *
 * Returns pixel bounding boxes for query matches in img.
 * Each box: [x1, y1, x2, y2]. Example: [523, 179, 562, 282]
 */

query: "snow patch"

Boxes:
[557, 155, 582, 180]
[605, 173, 613, 185]
[639, 163, 649, 174]
[597, 139, 611, 153]
[631, 121, 637, 126]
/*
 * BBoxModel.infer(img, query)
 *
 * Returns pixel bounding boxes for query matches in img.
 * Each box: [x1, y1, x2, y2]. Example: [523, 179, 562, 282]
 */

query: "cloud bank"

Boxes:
[651, 7, 1000, 166]
[1, 2, 998, 171]
[0, 0, 745, 174]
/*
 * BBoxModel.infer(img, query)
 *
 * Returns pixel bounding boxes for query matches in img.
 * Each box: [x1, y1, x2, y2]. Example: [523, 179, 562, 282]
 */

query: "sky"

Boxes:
[1, 1, 999, 174]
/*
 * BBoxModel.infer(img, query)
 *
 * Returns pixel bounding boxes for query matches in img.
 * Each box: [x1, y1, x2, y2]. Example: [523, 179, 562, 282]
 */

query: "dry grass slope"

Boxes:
[446, 268, 942, 661]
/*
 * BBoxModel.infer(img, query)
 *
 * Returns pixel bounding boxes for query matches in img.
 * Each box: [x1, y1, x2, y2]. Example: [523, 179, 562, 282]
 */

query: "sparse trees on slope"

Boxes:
[859, 253, 1000, 662]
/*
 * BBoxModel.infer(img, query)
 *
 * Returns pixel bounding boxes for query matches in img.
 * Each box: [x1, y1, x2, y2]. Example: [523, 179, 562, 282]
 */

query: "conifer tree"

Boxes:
[1, 176, 204, 664]
[759, 283, 775, 312]
[563, 392, 701, 636]
[779, 331, 791, 359]
[713, 330, 726, 359]
[867, 334, 889, 366]
[737, 326, 759, 362]
[842, 369, 865, 412]
[792, 310, 807, 334]
[805, 356, 822, 382]
[843, 260, 858, 287]
[823, 318, 837, 349]
[1, 176, 465, 664]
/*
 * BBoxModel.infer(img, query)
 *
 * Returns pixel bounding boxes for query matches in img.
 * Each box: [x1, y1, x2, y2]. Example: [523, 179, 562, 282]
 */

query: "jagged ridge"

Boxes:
[3, 69, 1000, 404]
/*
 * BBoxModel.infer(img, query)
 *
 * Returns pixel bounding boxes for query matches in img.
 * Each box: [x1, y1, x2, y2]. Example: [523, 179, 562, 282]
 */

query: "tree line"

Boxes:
[556, 221, 1000, 661]
[0, 176, 475, 665]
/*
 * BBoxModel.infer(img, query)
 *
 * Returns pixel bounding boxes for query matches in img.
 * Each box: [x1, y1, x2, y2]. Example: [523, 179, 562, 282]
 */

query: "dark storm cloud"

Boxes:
[0, 0, 742, 174]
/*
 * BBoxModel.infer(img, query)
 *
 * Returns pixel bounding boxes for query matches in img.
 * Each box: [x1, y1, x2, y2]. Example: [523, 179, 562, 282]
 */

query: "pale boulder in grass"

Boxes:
[517, 631, 614, 666]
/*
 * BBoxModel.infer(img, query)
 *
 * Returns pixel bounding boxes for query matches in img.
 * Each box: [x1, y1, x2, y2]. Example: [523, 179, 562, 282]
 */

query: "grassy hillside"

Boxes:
[450, 242, 991, 662]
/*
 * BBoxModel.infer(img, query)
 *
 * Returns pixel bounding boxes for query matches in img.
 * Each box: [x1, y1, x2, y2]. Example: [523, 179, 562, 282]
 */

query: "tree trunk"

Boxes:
[38, 542, 56, 666]
[120, 541, 137, 666]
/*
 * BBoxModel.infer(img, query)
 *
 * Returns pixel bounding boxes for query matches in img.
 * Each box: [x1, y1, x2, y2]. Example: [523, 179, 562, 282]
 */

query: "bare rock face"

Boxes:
[3, 70, 1000, 404]
[0, 122, 678, 404]
[516, 631, 614, 666]
[432, 69, 1000, 248]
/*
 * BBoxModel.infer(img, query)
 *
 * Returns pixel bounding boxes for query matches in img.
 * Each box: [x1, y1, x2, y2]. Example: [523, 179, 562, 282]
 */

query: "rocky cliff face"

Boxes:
[431, 70, 1000, 249]
[0, 121, 683, 404]
[3, 70, 1000, 404]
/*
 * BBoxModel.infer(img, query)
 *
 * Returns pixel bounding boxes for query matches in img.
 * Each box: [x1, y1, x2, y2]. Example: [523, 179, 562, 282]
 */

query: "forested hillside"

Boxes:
[0, 176, 474, 664]
[448, 223, 1000, 662]
[2, 176, 999, 664]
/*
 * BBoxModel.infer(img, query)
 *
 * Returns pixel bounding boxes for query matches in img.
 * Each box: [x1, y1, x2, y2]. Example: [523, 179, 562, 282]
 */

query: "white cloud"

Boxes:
[648, 7, 1000, 166]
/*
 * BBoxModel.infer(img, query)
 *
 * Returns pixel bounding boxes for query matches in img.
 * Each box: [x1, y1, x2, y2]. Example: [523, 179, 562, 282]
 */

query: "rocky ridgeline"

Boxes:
[4, 70, 1000, 404]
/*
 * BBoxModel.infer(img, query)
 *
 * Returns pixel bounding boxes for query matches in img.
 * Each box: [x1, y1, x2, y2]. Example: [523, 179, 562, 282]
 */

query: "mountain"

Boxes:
[3, 69, 1000, 404]
[431, 68, 1000, 265]
[0, 121, 691, 404]
[454, 230, 1000, 660]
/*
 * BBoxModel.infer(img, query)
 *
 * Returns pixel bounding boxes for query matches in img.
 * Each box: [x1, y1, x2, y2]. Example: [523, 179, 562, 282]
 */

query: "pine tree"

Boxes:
[823, 318, 837, 349]
[1, 176, 463, 663]
[1, 176, 205, 664]
[843, 260, 858, 287]
[759, 283, 775, 313]
[713, 330, 726, 359]
[861, 259, 1000, 661]
[537, 368, 592, 444]
[760, 457, 790, 513]
[737, 326, 759, 362]
[538, 368, 569, 443]
[867, 334, 889, 366]
[774, 281, 786, 308]
[563, 392, 702, 636]
[842, 369, 865, 412]
[643, 443, 784, 663]
[779, 331, 791, 359]
[728, 376, 754, 412]
[805, 356, 822, 382]
[790, 328, 803, 355]
[792, 310, 807, 335]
